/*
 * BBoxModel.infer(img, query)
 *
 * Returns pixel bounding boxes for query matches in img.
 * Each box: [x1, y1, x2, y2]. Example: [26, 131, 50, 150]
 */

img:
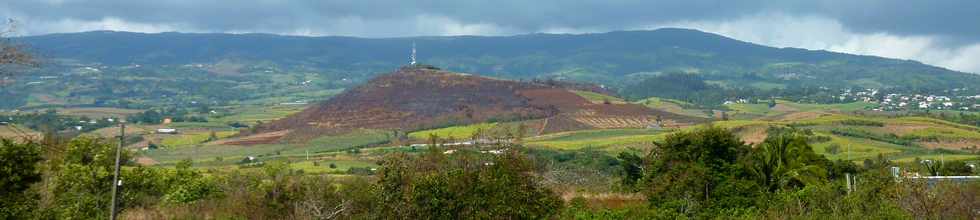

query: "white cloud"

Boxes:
[219, 14, 516, 37]
[17, 17, 188, 36]
[643, 14, 980, 74]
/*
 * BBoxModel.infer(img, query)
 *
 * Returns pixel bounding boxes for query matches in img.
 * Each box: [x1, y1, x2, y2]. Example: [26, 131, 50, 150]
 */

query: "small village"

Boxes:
[820, 88, 979, 112]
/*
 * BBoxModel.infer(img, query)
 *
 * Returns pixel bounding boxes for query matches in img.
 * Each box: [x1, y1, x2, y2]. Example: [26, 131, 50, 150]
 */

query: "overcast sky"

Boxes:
[3, 0, 979, 73]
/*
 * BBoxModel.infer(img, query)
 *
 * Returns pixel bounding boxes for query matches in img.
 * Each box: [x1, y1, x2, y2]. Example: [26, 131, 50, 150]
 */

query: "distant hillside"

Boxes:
[243, 66, 699, 143]
[20, 28, 980, 91]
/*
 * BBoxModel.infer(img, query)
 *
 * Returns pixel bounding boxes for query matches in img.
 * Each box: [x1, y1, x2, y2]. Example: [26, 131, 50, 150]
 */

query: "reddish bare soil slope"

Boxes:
[249, 66, 704, 143]
[257, 67, 554, 140]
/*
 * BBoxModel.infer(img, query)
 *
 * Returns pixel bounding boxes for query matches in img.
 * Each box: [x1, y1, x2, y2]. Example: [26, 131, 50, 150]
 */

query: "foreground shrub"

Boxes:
[379, 149, 564, 219]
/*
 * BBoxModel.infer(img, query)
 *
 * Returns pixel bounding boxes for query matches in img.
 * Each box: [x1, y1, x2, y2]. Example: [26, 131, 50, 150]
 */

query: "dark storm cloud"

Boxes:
[3, 0, 978, 40]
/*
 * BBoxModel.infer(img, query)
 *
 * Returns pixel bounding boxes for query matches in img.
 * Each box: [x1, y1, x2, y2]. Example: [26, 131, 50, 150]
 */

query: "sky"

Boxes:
[2, 0, 979, 73]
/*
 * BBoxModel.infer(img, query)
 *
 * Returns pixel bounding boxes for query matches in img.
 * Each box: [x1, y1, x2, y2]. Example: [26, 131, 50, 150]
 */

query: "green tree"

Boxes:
[640, 125, 755, 214]
[616, 151, 644, 189]
[0, 139, 43, 219]
[45, 136, 131, 219]
[747, 132, 829, 193]
[826, 143, 841, 155]
[378, 150, 562, 219]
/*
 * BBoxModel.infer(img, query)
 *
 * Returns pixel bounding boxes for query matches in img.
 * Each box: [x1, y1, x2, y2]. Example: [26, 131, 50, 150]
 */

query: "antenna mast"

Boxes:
[410, 42, 417, 66]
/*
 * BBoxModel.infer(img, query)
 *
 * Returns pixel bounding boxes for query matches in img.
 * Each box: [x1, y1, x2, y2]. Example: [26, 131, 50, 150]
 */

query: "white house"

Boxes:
[156, 128, 178, 134]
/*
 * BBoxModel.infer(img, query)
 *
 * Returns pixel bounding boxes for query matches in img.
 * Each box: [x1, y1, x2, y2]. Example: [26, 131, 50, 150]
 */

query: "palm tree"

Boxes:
[749, 133, 827, 192]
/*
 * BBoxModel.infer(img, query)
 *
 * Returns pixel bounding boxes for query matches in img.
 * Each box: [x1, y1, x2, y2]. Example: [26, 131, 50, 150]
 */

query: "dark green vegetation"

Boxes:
[1, 109, 117, 133]
[2, 125, 976, 219]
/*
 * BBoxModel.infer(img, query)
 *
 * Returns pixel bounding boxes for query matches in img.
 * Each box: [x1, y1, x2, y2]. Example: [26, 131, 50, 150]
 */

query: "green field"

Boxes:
[781, 101, 876, 112]
[727, 103, 776, 116]
[145, 130, 391, 165]
[727, 100, 876, 117]
[210, 104, 308, 125]
[571, 90, 625, 103]
[526, 129, 665, 152]
[285, 130, 391, 154]
[810, 134, 906, 161]
[892, 154, 980, 163]
[408, 123, 498, 140]
[160, 131, 238, 148]
[636, 97, 710, 118]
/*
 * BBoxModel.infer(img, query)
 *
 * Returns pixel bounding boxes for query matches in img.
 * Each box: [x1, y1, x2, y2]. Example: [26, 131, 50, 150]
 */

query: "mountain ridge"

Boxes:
[16, 28, 980, 92]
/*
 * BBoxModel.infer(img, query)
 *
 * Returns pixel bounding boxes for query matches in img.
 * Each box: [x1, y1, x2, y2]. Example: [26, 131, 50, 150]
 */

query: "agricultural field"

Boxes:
[636, 97, 710, 118]
[56, 107, 142, 118]
[726, 100, 877, 118]
[142, 130, 391, 166]
[571, 90, 626, 104]
[408, 123, 498, 140]
[159, 130, 238, 148]
[892, 154, 980, 163]
[209, 104, 308, 126]
[526, 128, 666, 152]
[809, 134, 907, 161]
[0, 125, 40, 139]
[767, 112, 979, 161]
[287, 130, 392, 154]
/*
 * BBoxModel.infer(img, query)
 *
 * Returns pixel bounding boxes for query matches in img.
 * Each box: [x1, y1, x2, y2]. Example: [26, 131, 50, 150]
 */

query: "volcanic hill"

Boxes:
[240, 66, 700, 144]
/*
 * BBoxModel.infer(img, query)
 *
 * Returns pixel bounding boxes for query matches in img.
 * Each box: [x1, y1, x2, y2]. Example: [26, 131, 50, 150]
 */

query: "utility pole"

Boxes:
[109, 123, 124, 220]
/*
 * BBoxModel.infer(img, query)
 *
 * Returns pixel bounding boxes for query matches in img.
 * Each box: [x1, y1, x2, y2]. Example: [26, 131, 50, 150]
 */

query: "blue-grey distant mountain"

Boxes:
[20, 28, 980, 91]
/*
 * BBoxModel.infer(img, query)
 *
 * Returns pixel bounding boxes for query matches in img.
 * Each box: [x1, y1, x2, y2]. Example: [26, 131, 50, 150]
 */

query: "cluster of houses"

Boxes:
[718, 87, 979, 112]
[722, 98, 750, 105]
[873, 92, 978, 111]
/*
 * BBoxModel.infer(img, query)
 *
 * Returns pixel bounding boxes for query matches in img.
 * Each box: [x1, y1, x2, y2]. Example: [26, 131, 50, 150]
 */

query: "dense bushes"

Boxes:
[2, 126, 977, 219]
[605, 125, 978, 219]
[0, 136, 221, 219]
[377, 150, 563, 219]
[0, 139, 42, 219]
